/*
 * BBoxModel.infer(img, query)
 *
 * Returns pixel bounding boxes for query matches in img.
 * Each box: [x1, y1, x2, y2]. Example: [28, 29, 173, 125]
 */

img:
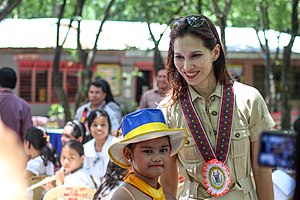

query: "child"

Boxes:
[83, 109, 120, 187]
[24, 126, 60, 179]
[55, 140, 96, 189]
[108, 108, 188, 200]
[61, 120, 87, 145]
[93, 160, 127, 200]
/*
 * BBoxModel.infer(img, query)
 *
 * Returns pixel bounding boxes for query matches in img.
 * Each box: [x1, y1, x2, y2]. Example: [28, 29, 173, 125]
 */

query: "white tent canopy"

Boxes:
[0, 18, 299, 53]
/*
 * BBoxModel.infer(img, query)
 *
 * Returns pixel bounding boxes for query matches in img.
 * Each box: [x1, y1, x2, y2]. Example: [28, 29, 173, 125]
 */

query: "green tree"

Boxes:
[0, 0, 22, 20]
[281, 0, 299, 129]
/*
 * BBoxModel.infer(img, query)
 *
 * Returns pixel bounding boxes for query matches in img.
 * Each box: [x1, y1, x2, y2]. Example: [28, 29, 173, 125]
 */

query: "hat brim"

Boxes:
[108, 128, 188, 168]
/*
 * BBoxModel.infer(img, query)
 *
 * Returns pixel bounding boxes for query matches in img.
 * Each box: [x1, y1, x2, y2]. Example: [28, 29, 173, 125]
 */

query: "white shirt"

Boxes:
[26, 156, 54, 176]
[83, 135, 120, 187]
[64, 168, 96, 189]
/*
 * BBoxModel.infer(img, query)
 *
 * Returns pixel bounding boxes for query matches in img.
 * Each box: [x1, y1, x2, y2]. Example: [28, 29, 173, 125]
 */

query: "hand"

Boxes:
[55, 170, 65, 186]
[43, 181, 54, 192]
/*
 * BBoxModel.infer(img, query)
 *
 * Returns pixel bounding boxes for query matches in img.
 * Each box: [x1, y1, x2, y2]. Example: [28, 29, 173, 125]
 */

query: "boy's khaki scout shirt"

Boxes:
[160, 82, 275, 200]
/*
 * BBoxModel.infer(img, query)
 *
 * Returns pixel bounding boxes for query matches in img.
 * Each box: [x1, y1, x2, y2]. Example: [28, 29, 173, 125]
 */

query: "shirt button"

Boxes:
[235, 133, 240, 138]
[212, 111, 218, 116]
[210, 96, 215, 101]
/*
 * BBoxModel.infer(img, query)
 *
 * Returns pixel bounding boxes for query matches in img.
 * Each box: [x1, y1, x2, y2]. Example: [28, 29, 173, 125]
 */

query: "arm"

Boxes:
[160, 154, 179, 197]
[251, 140, 274, 200]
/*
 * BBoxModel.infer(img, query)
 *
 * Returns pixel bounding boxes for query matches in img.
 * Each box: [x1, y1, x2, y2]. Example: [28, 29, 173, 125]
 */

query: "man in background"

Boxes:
[139, 65, 170, 109]
[0, 67, 32, 142]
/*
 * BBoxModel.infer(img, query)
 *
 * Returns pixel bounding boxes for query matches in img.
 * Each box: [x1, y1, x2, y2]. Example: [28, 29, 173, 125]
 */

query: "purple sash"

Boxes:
[180, 85, 235, 163]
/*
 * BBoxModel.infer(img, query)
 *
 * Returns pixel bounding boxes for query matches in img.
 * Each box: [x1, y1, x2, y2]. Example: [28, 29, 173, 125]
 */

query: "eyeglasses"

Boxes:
[170, 15, 210, 30]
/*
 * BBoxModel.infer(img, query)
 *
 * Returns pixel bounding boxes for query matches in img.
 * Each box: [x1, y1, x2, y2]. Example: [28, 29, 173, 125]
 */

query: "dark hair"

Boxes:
[65, 120, 87, 143]
[87, 109, 112, 134]
[93, 161, 127, 199]
[156, 64, 165, 75]
[0, 67, 17, 89]
[166, 14, 233, 102]
[62, 140, 84, 157]
[24, 127, 60, 167]
[89, 79, 118, 105]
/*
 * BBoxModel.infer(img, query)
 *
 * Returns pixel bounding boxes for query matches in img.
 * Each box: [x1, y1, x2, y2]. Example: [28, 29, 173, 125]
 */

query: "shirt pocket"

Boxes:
[229, 128, 251, 159]
[178, 135, 203, 164]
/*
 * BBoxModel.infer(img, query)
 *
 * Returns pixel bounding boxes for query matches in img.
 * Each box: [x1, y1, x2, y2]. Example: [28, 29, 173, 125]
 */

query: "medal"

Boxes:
[203, 159, 231, 196]
[180, 84, 235, 197]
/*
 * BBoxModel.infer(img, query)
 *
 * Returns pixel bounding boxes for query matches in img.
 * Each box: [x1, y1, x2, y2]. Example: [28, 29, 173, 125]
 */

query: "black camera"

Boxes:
[258, 131, 296, 169]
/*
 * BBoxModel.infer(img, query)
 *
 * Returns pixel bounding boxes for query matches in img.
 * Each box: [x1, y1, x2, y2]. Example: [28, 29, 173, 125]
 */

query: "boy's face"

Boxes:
[128, 136, 171, 182]
[60, 146, 84, 173]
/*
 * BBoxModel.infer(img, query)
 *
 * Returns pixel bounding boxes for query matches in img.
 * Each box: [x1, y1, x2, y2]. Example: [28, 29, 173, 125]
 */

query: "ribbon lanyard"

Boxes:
[180, 85, 235, 163]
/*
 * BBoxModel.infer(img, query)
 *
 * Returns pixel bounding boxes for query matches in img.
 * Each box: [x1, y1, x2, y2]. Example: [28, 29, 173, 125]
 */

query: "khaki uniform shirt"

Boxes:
[160, 82, 275, 200]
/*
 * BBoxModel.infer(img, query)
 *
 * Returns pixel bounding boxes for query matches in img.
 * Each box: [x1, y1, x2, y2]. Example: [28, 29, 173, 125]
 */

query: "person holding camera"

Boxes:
[159, 14, 275, 199]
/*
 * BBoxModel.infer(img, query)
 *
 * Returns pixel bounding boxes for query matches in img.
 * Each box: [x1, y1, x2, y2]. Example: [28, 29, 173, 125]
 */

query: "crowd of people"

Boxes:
[0, 13, 299, 200]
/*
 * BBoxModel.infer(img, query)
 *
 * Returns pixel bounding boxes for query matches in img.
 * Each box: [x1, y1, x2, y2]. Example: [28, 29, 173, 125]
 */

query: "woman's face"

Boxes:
[90, 116, 110, 143]
[61, 126, 76, 145]
[126, 136, 171, 183]
[60, 146, 84, 173]
[88, 85, 106, 107]
[173, 35, 220, 89]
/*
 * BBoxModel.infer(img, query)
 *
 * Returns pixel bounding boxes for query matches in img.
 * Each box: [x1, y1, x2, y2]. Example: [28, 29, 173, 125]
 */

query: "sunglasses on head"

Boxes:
[170, 15, 210, 30]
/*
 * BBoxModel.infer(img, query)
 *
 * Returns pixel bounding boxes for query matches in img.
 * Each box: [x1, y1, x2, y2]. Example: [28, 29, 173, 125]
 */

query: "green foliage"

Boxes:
[48, 104, 65, 119]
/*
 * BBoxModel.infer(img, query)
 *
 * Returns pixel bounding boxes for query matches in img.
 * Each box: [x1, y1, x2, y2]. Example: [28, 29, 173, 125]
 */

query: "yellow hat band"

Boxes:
[123, 122, 168, 142]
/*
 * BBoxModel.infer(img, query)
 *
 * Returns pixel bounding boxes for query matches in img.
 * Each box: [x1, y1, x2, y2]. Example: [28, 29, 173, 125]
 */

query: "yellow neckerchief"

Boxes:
[124, 172, 166, 200]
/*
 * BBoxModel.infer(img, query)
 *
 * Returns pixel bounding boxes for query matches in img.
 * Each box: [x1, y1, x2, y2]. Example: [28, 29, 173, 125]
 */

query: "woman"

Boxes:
[74, 79, 122, 133]
[159, 14, 275, 199]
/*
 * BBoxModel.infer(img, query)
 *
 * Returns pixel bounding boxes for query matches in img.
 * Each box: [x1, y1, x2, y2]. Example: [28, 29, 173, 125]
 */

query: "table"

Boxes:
[47, 129, 63, 155]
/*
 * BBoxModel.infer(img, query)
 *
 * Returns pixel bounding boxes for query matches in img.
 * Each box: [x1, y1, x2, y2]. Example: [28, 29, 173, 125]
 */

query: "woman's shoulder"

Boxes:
[233, 81, 259, 94]
[105, 101, 120, 110]
[233, 82, 262, 100]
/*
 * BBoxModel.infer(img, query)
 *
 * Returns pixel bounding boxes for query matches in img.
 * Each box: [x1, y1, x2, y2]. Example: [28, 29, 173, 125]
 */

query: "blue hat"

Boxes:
[108, 108, 188, 168]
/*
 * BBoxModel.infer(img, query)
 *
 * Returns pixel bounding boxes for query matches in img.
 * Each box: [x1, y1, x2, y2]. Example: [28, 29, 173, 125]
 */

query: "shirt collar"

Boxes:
[0, 88, 13, 93]
[188, 83, 222, 102]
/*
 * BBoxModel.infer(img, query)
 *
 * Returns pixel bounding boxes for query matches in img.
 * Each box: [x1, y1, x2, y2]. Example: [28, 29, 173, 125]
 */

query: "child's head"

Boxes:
[61, 120, 86, 145]
[23, 126, 49, 153]
[87, 109, 111, 141]
[124, 136, 171, 179]
[23, 126, 60, 167]
[108, 109, 188, 174]
[60, 140, 84, 173]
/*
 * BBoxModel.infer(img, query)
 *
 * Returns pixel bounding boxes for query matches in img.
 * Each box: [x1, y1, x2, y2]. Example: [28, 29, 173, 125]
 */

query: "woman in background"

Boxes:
[75, 79, 122, 133]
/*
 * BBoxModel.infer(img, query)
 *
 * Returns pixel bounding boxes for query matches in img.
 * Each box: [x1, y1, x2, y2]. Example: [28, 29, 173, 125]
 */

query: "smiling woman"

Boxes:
[159, 13, 276, 200]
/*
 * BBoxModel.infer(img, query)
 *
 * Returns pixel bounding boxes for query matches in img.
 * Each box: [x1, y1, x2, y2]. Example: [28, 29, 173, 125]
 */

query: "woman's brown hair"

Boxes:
[165, 14, 233, 103]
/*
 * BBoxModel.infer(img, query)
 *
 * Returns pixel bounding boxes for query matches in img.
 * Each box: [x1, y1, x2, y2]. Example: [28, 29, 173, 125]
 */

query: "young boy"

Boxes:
[108, 108, 188, 200]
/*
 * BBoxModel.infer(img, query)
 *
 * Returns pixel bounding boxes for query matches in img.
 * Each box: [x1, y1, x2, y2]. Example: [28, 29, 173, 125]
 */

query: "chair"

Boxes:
[28, 175, 48, 200]
[43, 186, 96, 200]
